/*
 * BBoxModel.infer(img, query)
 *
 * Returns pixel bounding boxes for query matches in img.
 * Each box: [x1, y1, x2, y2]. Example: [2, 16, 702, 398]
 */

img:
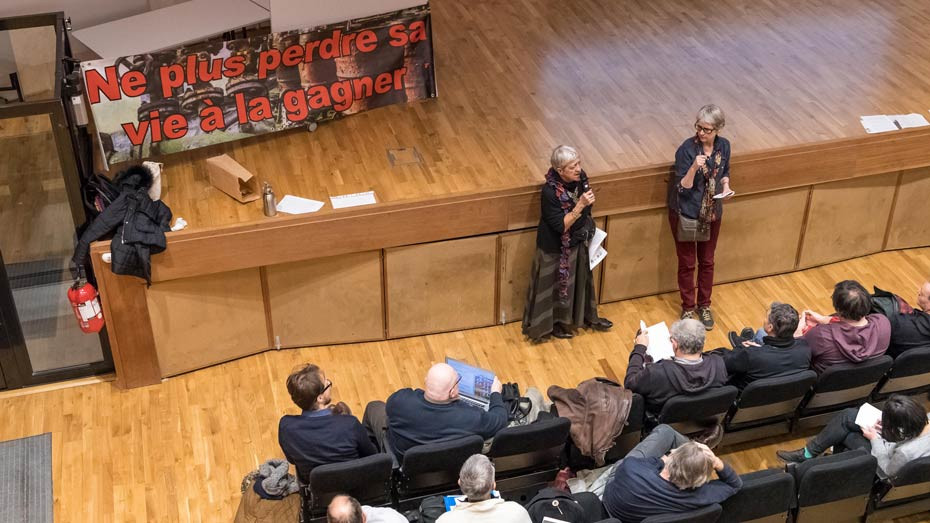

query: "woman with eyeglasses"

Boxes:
[522, 145, 613, 341]
[278, 363, 378, 481]
[777, 394, 930, 475]
[668, 104, 733, 331]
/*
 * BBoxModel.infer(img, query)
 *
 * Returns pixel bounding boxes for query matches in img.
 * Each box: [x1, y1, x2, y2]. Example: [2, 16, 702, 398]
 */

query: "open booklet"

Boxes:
[855, 402, 882, 429]
[639, 320, 674, 361]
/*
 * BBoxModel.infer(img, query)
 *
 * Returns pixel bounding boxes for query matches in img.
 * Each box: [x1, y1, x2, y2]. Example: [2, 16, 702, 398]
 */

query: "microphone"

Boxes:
[580, 170, 590, 192]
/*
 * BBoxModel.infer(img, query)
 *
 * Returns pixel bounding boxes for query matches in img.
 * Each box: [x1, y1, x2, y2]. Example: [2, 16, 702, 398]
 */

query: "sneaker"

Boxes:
[776, 448, 807, 464]
[681, 309, 697, 321]
[697, 306, 715, 330]
[739, 327, 755, 340]
[727, 331, 744, 350]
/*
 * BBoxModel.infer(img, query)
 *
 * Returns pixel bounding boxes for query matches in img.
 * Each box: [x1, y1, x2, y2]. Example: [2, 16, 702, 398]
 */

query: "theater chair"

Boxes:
[795, 356, 893, 430]
[789, 448, 877, 523]
[393, 435, 484, 510]
[865, 456, 930, 522]
[487, 416, 571, 502]
[565, 393, 645, 470]
[297, 453, 394, 522]
[719, 468, 795, 523]
[640, 503, 722, 523]
[871, 346, 930, 403]
[652, 386, 739, 437]
[722, 371, 817, 445]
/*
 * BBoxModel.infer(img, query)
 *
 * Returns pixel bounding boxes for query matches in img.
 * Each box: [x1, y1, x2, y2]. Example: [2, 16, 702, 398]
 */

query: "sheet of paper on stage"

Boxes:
[855, 402, 882, 429]
[891, 113, 930, 128]
[588, 227, 607, 269]
[276, 195, 324, 214]
[860, 115, 898, 133]
[589, 246, 607, 270]
[330, 191, 378, 209]
[643, 321, 674, 361]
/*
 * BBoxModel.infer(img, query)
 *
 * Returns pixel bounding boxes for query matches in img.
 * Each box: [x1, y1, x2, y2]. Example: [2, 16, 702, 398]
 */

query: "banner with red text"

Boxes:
[81, 4, 434, 164]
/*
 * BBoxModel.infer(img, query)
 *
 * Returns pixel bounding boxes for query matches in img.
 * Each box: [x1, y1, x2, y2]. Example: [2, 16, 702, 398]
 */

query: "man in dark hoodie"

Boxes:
[624, 318, 728, 415]
[718, 302, 811, 389]
[887, 280, 930, 357]
[803, 280, 890, 373]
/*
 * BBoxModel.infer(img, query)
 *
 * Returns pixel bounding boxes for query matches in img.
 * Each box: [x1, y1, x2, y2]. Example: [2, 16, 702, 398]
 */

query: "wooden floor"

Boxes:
[137, 0, 930, 230]
[1, 247, 929, 521]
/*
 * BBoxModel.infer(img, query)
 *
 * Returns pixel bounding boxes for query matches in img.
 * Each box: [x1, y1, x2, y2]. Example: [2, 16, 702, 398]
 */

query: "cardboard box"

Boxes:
[205, 154, 260, 203]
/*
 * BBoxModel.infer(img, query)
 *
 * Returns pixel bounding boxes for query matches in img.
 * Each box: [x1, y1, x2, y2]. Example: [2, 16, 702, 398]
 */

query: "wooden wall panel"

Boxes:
[386, 236, 497, 338]
[798, 172, 899, 269]
[498, 229, 536, 325]
[147, 268, 268, 377]
[714, 188, 809, 283]
[265, 251, 384, 347]
[885, 167, 930, 251]
[600, 209, 678, 303]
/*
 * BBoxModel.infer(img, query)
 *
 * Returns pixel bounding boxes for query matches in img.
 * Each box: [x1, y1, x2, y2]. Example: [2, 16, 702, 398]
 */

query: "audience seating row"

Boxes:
[295, 346, 930, 521]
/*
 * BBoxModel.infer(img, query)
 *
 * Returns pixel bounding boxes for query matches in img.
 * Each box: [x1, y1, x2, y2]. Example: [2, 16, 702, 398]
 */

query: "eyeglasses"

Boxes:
[695, 124, 717, 134]
[321, 378, 332, 394]
[449, 374, 463, 395]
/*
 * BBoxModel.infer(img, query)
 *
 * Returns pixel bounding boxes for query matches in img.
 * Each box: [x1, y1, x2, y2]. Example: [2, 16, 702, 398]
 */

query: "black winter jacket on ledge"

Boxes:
[72, 166, 172, 285]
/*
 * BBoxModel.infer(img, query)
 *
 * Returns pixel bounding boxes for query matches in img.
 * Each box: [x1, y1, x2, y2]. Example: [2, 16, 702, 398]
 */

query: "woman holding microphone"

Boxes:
[523, 145, 612, 341]
[668, 105, 733, 330]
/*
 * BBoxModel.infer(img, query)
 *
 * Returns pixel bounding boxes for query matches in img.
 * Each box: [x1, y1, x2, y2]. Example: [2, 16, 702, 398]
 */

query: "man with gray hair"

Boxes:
[624, 318, 727, 415]
[436, 454, 531, 523]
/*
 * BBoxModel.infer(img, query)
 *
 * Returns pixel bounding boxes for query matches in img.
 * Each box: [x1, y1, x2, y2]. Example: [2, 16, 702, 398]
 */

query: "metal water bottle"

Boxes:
[262, 182, 277, 217]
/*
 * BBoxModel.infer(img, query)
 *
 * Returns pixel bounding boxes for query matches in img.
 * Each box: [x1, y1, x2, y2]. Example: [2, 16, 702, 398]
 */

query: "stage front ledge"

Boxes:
[89, 132, 930, 388]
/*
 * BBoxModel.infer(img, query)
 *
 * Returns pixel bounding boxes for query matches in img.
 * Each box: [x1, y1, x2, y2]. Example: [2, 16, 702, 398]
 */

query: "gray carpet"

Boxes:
[0, 433, 53, 523]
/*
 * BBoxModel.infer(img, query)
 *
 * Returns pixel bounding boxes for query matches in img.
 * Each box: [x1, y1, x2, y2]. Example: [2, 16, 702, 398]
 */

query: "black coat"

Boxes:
[73, 167, 171, 284]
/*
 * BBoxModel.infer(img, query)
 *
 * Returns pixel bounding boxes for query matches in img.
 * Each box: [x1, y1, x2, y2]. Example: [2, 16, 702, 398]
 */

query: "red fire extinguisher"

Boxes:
[68, 267, 105, 333]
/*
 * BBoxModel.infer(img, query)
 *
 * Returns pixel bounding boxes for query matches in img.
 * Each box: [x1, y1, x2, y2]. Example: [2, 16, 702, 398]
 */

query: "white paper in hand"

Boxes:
[855, 402, 882, 429]
[588, 227, 608, 270]
[589, 245, 607, 270]
[644, 321, 674, 361]
[713, 189, 734, 200]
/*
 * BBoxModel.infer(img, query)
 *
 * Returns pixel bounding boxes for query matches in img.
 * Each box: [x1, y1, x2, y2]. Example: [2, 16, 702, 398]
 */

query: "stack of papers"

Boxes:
[589, 227, 608, 270]
[640, 320, 674, 361]
[330, 190, 377, 209]
[860, 113, 930, 133]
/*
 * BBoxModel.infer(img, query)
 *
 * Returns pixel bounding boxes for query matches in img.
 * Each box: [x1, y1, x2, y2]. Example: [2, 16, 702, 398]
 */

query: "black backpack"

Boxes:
[415, 495, 446, 523]
[526, 488, 587, 523]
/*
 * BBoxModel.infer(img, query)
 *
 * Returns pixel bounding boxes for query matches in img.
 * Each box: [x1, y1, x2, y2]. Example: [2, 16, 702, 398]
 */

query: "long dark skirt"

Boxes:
[522, 245, 599, 340]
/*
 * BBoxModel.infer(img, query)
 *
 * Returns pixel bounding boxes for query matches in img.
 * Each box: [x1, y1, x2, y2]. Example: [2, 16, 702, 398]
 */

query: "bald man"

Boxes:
[887, 281, 930, 357]
[364, 362, 507, 462]
[326, 494, 406, 523]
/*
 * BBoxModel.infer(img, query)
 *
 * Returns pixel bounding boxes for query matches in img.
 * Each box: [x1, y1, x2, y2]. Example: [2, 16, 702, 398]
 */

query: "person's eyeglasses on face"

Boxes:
[695, 123, 717, 135]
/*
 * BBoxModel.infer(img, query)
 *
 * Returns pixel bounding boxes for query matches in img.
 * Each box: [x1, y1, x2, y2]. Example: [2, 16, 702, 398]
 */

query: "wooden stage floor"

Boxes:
[3, 247, 930, 521]
[148, 0, 930, 230]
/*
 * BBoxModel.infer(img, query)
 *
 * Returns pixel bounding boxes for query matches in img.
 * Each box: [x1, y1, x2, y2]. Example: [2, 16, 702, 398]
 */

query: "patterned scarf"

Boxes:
[696, 136, 723, 234]
[545, 168, 579, 301]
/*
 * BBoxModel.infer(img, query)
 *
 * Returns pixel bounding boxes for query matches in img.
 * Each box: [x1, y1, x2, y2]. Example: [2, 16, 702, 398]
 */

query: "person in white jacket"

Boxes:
[437, 454, 531, 523]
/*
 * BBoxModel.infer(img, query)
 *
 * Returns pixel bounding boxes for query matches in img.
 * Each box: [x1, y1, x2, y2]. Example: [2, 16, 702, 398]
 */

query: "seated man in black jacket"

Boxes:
[887, 281, 930, 357]
[364, 362, 509, 462]
[624, 318, 728, 415]
[719, 302, 811, 389]
[278, 364, 378, 481]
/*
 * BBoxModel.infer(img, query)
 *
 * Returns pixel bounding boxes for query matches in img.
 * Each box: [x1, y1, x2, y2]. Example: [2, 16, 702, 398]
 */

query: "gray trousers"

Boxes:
[627, 424, 690, 459]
